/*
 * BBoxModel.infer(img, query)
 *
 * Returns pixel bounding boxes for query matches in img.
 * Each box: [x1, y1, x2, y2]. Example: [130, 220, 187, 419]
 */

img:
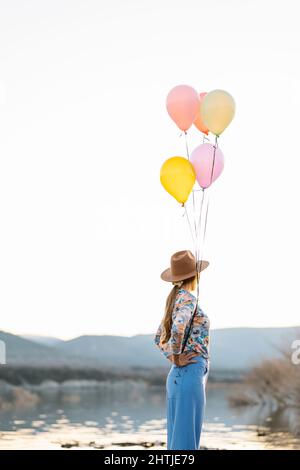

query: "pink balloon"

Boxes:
[166, 85, 200, 132]
[190, 143, 224, 189]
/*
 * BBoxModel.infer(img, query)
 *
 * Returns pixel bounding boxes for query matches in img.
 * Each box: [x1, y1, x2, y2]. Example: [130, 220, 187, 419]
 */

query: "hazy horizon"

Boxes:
[1, 324, 298, 342]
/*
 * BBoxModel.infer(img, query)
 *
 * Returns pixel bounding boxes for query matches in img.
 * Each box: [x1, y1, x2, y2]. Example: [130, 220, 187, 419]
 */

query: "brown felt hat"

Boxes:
[160, 250, 209, 282]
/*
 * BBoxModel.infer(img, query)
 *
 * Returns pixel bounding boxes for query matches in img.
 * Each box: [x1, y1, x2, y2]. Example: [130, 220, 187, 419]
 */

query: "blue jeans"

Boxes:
[166, 354, 209, 450]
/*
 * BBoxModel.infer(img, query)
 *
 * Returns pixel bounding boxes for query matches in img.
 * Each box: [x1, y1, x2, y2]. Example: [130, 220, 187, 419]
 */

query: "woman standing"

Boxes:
[154, 250, 210, 450]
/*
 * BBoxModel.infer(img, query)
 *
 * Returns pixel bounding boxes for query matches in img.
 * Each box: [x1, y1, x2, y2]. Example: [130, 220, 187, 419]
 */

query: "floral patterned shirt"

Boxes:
[154, 288, 210, 360]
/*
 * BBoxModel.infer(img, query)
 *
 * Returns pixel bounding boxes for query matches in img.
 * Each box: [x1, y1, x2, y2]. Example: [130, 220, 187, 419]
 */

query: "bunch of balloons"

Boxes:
[160, 84, 235, 289]
[161, 85, 235, 203]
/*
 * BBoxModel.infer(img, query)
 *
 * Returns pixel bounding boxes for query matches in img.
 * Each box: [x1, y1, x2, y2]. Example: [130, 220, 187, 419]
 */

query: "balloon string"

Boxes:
[182, 134, 219, 354]
[194, 136, 218, 337]
[197, 189, 210, 286]
[196, 135, 218, 288]
[197, 135, 218, 278]
[196, 187, 205, 256]
[196, 188, 205, 234]
[184, 131, 190, 159]
[183, 203, 196, 248]
[195, 188, 205, 307]
[184, 131, 198, 259]
[209, 135, 218, 185]
[181, 189, 210, 354]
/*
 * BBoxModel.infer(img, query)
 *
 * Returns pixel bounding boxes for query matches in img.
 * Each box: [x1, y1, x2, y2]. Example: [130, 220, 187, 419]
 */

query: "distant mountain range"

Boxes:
[0, 331, 104, 368]
[0, 327, 299, 371]
[22, 335, 64, 347]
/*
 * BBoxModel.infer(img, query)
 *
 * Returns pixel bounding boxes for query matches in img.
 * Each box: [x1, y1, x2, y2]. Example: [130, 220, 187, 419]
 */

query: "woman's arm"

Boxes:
[154, 325, 198, 367]
[154, 298, 195, 364]
[154, 323, 173, 359]
[169, 300, 194, 357]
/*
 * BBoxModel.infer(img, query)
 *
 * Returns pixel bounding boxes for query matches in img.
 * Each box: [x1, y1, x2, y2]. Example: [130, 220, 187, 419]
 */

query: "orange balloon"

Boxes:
[193, 92, 209, 135]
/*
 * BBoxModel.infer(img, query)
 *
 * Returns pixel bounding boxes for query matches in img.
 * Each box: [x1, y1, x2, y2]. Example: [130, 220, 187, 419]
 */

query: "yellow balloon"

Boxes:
[160, 157, 196, 204]
[200, 89, 235, 136]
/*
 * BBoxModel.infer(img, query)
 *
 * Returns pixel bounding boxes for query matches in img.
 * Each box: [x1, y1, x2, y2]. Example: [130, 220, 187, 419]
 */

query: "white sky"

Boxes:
[0, 0, 299, 340]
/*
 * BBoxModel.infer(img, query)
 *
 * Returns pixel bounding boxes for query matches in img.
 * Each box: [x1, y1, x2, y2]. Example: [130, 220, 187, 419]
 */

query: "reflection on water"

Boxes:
[0, 383, 299, 449]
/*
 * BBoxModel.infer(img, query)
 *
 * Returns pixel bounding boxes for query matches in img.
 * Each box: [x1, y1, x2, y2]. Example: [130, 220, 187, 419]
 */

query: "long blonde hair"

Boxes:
[160, 275, 197, 344]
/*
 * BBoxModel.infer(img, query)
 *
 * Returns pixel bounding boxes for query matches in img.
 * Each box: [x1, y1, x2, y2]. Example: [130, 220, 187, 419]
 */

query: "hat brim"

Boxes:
[160, 260, 209, 282]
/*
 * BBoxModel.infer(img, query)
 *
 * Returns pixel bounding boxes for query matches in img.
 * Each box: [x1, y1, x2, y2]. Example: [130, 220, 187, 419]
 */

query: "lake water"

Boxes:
[0, 381, 299, 450]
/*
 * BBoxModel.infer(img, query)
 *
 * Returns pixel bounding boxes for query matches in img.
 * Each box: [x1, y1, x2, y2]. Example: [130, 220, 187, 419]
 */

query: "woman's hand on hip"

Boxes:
[170, 352, 199, 367]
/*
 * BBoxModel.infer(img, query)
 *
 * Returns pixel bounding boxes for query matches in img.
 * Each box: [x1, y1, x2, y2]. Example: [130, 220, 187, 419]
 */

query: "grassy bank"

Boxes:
[229, 351, 300, 410]
[0, 364, 244, 387]
[0, 365, 171, 387]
